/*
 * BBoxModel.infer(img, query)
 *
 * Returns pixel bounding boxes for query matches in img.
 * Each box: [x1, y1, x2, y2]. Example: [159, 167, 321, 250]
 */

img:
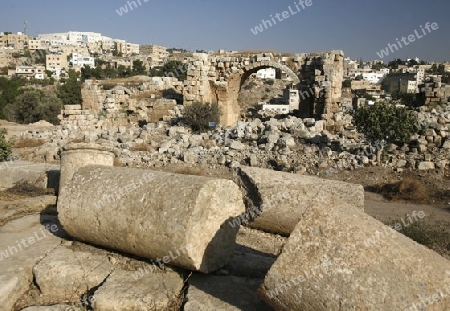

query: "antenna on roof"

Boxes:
[23, 20, 28, 35]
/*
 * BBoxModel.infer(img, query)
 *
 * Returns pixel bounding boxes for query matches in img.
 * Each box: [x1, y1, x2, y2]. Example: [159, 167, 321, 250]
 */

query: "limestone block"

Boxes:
[93, 269, 184, 311]
[239, 166, 364, 236]
[33, 246, 114, 300]
[259, 202, 450, 310]
[58, 165, 245, 273]
[64, 105, 82, 110]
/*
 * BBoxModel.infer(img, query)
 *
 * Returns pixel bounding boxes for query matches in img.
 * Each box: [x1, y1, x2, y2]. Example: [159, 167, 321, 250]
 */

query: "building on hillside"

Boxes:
[46, 53, 68, 76]
[15, 65, 46, 79]
[261, 87, 299, 114]
[28, 39, 48, 51]
[0, 32, 30, 49]
[256, 68, 276, 79]
[70, 53, 95, 68]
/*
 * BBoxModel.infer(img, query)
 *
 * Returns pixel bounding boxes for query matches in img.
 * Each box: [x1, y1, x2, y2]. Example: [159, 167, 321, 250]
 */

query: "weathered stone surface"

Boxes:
[0, 161, 59, 190]
[33, 246, 114, 300]
[0, 215, 63, 311]
[58, 165, 245, 273]
[239, 166, 364, 235]
[20, 305, 82, 311]
[185, 274, 272, 311]
[259, 201, 450, 310]
[93, 269, 184, 311]
[59, 143, 114, 192]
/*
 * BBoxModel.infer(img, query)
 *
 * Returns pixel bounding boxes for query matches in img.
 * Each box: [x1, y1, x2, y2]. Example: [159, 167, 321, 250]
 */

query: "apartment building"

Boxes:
[15, 65, 46, 79]
[70, 53, 95, 68]
[0, 32, 30, 50]
[46, 53, 68, 71]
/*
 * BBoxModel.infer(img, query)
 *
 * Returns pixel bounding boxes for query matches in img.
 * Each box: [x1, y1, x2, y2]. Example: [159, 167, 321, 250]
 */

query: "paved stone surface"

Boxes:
[33, 246, 114, 300]
[0, 215, 63, 311]
[93, 269, 184, 311]
[185, 274, 273, 311]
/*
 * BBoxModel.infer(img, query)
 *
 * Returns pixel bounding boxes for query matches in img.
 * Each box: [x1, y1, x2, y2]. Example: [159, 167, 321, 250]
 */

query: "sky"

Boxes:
[1, 0, 449, 62]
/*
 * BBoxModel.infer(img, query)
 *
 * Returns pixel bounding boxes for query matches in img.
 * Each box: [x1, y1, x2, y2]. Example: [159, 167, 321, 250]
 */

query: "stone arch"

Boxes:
[217, 61, 300, 125]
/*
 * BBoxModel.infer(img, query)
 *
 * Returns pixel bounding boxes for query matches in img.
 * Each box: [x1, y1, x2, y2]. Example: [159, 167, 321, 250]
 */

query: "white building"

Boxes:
[70, 53, 95, 68]
[15, 65, 46, 79]
[256, 68, 276, 79]
[358, 72, 386, 84]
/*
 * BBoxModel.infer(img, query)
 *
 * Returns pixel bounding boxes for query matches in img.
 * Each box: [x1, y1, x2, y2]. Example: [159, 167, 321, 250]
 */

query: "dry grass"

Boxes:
[386, 219, 450, 259]
[130, 91, 162, 99]
[113, 156, 124, 167]
[375, 179, 430, 202]
[4, 180, 54, 197]
[171, 166, 208, 177]
[130, 143, 154, 152]
[14, 138, 46, 148]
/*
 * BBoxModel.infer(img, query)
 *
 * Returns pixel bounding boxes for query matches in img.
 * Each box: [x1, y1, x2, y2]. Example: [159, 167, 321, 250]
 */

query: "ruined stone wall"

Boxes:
[183, 51, 345, 127]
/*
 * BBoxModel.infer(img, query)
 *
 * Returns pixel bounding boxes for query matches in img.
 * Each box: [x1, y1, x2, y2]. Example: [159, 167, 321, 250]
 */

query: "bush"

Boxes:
[351, 102, 421, 145]
[264, 79, 275, 86]
[5, 89, 63, 125]
[0, 129, 12, 161]
[183, 102, 221, 132]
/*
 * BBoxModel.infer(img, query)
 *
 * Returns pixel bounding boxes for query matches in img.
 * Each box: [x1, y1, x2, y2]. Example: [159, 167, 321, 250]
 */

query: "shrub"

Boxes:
[376, 179, 430, 202]
[264, 79, 275, 86]
[351, 102, 421, 145]
[0, 128, 12, 161]
[183, 102, 221, 132]
[5, 89, 63, 125]
[14, 138, 46, 148]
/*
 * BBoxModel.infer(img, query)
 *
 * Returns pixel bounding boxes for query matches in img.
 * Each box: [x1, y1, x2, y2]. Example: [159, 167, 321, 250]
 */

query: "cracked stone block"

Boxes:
[33, 246, 114, 300]
[0, 215, 63, 311]
[93, 269, 184, 311]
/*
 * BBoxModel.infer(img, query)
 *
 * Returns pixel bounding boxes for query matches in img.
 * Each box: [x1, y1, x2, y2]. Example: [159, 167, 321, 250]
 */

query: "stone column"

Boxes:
[239, 166, 364, 236]
[58, 165, 245, 274]
[59, 143, 115, 193]
[259, 199, 450, 310]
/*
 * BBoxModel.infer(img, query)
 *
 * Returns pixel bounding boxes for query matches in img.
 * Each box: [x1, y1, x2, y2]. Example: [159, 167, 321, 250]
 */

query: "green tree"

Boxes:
[132, 60, 146, 75]
[351, 102, 421, 162]
[184, 102, 221, 132]
[5, 89, 63, 125]
[342, 79, 352, 88]
[150, 61, 187, 81]
[0, 76, 26, 119]
[0, 128, 12, 161]
[57, 69, 82, 105]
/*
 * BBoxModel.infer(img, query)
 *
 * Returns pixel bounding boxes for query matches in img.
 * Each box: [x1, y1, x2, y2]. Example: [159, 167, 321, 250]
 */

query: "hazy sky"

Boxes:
[1, 0, 449, 62]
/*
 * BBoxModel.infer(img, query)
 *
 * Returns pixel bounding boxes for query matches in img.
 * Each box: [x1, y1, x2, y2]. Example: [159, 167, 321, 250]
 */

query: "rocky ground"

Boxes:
[0, 101, 449, 309]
